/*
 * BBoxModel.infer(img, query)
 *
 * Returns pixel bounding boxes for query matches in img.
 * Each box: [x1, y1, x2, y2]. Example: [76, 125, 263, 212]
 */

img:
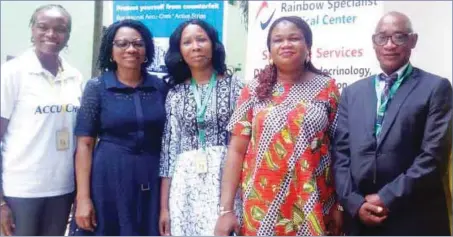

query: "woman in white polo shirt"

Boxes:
[0, 4, 83, 236]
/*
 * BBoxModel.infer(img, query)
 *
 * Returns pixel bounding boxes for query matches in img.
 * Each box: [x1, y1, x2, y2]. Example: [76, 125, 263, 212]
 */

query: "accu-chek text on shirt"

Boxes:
[1, 48, 83, 198]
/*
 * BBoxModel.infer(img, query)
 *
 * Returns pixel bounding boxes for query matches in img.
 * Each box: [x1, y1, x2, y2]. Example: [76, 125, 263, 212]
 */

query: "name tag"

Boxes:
[195, 151, 208, 174]
[56, 128, 70, 151]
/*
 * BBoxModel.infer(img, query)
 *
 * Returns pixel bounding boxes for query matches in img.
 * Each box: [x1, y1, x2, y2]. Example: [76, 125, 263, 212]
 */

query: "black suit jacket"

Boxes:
[332, 67, 452, 235]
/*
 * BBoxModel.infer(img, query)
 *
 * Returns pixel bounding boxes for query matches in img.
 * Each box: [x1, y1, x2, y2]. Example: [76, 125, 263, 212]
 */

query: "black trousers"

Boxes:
[4, 192, 74, 236]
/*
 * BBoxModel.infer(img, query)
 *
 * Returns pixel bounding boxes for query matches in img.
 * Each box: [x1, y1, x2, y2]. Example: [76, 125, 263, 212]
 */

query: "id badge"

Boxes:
[195, 151, 208, 174]
[56, 128, 70, 151]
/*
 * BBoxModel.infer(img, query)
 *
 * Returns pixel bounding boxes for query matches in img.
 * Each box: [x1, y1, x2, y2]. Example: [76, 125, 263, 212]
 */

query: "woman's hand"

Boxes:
[326, 206, 343, 236]
[159, 208, 171, 236]
[75, 198, 97, 232]
[0, 203, 15, 236]
[214, 213, 240, 236]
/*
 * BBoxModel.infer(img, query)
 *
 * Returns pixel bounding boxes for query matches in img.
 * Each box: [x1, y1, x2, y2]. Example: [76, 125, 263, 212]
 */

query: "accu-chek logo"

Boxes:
[255, 1, 276, 30]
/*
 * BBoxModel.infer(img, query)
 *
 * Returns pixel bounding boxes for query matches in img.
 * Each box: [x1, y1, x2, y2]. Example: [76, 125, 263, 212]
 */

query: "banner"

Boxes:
[113, 1, 224, 76]
[245, 0, 383, 91]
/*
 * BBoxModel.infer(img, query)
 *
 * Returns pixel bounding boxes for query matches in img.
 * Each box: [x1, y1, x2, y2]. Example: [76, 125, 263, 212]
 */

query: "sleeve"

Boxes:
[1, 63, 19, 120]
[230, 75, 245, 111]
[327, 79, 340, 141]
[331, 85, 366, 218]
[74, 79, 101, 137]
[320, 79, 341, 216]
[160, 89, 181, 178]
[377, 78, 453, 211]
[226, 83, 254, 138]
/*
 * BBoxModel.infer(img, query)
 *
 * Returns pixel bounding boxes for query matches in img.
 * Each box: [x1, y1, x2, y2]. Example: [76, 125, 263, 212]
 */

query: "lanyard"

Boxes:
[374, 64, 413, 135]
[190, 72, 217, 150]
[375, 64, 413, 111]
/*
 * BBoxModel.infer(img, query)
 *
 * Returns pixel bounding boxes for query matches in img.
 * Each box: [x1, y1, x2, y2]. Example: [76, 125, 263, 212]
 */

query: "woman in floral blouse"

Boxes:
[214, 16, 343, 236]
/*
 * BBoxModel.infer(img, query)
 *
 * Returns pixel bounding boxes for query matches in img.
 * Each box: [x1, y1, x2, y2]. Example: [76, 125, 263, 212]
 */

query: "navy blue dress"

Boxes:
[70, 71, 168, 236]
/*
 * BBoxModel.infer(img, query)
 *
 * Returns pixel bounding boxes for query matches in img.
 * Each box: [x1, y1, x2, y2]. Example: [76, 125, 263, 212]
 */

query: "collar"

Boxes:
[22, 48, 79, 81]
[102, 70, 159, 90]
[379, 62, 410, 78]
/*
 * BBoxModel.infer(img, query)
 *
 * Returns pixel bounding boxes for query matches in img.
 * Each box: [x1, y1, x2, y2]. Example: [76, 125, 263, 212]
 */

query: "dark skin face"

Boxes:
[269, 20, 309, 73]
[111, 27, 147, 70]
[373, 13, 418, 75]
[179, 24, 213, 71]
[31, 8, 70, 57]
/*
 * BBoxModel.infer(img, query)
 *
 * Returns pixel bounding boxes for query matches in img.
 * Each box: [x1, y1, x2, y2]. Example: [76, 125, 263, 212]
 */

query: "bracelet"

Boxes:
[218, 205, 234, 217]
[219, 210, 234, 217]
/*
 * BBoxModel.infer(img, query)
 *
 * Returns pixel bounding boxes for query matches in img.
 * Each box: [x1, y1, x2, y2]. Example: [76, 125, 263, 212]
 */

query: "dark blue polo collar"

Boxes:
[102, 70, 158, 90]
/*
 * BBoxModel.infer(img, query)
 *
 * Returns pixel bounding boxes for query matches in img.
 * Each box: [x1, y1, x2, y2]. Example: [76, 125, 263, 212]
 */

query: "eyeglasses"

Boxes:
[372, 33, 414, 46]
[113, 40, 145, 49]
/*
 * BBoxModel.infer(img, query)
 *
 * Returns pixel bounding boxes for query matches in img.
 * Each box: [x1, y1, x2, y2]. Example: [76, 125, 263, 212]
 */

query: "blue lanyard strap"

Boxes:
[190, 72, 217, 150]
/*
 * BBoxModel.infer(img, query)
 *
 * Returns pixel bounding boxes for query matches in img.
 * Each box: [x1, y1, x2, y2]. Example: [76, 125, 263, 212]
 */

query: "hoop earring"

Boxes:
[143, 57, 148, 63]
[109, 58, 114, 62]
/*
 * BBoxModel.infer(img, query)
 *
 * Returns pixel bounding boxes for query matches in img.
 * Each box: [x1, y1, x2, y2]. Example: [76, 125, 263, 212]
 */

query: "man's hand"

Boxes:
[358, 202, 387, 226]
[365, 194, 389, 216]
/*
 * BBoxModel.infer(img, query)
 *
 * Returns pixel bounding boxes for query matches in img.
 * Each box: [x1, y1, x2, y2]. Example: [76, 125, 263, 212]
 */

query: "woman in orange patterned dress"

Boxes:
[214, 16, 343, 236]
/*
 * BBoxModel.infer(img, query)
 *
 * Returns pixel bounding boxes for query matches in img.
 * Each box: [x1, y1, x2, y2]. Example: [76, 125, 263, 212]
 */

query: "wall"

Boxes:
[383, 1, 452, 80]
[0, 1, 96, 80]
[224, 2, 247, 79]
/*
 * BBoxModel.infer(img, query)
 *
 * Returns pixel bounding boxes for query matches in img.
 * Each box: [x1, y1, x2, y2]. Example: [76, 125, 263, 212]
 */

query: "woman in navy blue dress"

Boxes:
[70, 19, 168, 235]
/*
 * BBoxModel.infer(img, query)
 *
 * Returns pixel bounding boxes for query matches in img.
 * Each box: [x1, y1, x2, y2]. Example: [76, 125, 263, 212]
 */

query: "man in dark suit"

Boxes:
[332, 11, 452, 235]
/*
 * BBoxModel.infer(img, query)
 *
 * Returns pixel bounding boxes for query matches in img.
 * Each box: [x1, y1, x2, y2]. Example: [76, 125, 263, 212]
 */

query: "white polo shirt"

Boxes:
[1, 49, 83, 198]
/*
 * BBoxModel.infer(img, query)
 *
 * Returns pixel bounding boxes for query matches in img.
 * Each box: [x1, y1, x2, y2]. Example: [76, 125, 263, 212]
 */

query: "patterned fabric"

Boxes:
[227, 75, 340, 236]
[160, 75, 243, 236]
[168, 146, 242, 236]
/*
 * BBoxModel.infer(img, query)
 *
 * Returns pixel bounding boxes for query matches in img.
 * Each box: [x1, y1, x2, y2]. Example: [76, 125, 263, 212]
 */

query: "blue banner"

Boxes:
[113, 1, 224, 75]
[113, 1, 224, 39]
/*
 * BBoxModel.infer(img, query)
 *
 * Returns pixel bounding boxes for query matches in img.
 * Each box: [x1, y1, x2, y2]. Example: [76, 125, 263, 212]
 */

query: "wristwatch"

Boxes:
[217, 205, 233, 216]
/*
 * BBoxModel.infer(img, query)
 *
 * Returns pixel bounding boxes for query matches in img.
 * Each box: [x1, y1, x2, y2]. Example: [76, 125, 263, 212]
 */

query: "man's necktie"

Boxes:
[376, 73, 398, 135]
[379, 73, 398, 103]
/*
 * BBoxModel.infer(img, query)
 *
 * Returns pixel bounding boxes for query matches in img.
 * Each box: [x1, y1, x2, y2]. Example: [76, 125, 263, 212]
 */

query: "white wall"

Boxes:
[224, 2, 247, 79]
[0, 1, 96, 80]
[384, 1, 452, 80]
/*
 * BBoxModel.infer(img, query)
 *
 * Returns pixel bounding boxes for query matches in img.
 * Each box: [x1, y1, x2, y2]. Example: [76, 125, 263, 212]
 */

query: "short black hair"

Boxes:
[164, 19, 228, 85]
[29, 4, 72, 33]
[98, 19, 155, 72]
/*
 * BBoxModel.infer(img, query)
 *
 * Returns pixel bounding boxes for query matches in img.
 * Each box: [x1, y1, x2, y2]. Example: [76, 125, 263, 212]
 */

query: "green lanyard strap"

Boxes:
[190, 72, 217, 150]
[374, 64, 413, 135]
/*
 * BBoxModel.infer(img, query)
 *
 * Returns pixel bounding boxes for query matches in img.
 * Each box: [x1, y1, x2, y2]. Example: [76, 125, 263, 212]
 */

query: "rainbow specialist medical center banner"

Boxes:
[245, 0, 383, 90]
[113, 1, 224, 76]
